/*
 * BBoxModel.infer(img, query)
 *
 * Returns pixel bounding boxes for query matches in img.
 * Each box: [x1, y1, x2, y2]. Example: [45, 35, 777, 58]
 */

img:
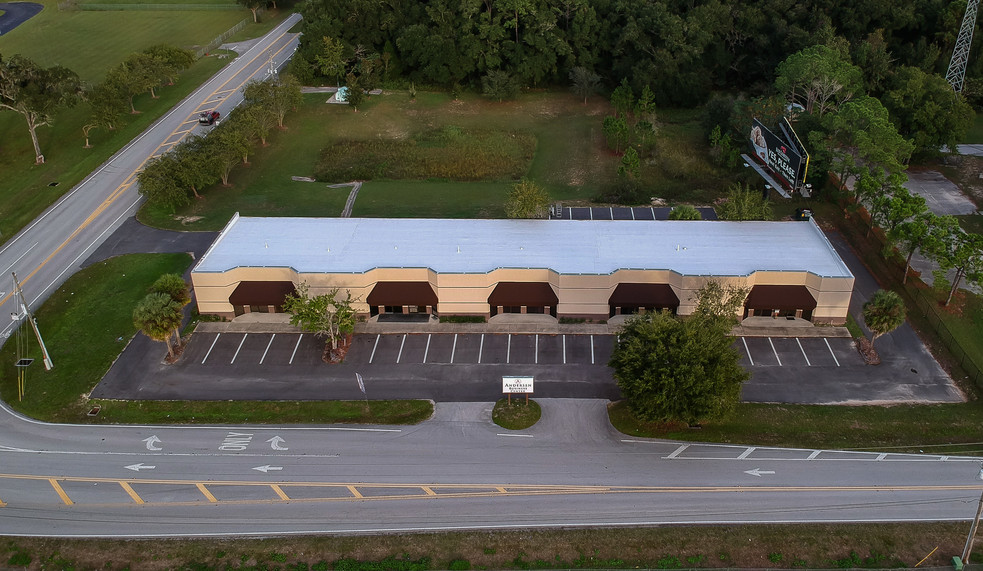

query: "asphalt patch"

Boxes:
[0, 3, 43, 35]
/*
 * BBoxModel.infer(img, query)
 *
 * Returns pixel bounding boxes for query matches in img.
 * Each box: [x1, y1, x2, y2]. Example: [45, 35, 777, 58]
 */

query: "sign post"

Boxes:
[502, 376, 534, 405]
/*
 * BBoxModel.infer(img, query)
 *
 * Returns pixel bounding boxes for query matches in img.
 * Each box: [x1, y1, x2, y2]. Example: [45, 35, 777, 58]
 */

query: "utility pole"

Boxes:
[960, 462, 983, 566]
[11, 272, 53, 370]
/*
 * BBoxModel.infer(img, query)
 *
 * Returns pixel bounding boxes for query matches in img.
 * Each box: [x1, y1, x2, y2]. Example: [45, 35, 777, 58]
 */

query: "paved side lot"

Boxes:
[94, 331, 962, 404]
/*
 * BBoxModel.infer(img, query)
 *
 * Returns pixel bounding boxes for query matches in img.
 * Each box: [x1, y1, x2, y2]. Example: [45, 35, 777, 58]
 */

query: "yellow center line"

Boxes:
[422, 486, 437, 496]
[0, 495, 6, 507]
[270, 484, 290, 501]
[496, 487, 508, 493]
[48, 479, 73, 505]
[0, 28, 298, 307]
[119, 482, 144, 505]
[196, 483, 218, 503]
[346, 485, 363, 499]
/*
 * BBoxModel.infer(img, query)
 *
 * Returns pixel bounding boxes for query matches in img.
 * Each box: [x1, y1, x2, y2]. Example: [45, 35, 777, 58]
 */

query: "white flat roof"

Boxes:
[193, 215, 854, 279]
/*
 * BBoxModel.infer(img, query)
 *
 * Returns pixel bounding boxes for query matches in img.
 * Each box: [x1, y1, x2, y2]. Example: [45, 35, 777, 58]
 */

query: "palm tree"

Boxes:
[133, 293, 183, 359]
[862, 289, 906, 349]
[150, 273, 191, 345]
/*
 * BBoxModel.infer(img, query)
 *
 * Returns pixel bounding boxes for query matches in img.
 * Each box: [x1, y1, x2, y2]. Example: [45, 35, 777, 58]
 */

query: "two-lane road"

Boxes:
[0, 12, 301, 344]
[0, 400, 980, 537]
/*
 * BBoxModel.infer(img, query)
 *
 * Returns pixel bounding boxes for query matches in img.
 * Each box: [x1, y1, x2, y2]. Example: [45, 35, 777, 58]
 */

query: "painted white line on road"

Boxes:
[534, 334, 538, 364]
[423, 334, 431, 364]
[876, 453, 887, 461]
[808, 450, 822, 460]
[741, 337, 754, 366]
[396, 334, 406, 364]
[824, 338, 840, 366]
[231, 334, 247, 364]
[369, 334, 380, 364]
[450, 334, 457, 364]
[289, 334, 302, 365]
[202, 334, 220, 364]
[259, 334, 275, 364]
[478, 333, 484, 364]
[497, 433, 534, 438]
[737, 447, 755, 459]
[666, 445, 689, 459]
[562, 335, 567, 364]
[507, 334, 511, 364]
[796, 338, 811, 366]
[1, 242, 38, 276]
[768, 337, 782, 366]
[590, 335, 595, 364]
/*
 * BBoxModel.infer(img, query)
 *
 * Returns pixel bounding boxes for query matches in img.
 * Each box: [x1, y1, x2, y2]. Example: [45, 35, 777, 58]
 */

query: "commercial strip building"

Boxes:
[190, 214, 854, 324]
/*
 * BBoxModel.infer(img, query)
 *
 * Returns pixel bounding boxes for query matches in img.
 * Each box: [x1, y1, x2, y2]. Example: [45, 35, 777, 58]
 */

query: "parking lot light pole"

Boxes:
[960, 462, 983, 565]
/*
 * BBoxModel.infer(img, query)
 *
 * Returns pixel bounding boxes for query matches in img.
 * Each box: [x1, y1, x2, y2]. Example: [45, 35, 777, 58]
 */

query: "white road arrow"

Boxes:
[124, 463, 156, 472]
[252, 465, 283, 473]
[744, 468, 776, 477]
[266, 436, 288, 451]
[142, 435, 162, 451]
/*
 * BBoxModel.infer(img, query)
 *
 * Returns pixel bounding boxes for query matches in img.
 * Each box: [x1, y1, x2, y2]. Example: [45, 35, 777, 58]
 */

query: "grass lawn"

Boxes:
[0, 0, 251, 81]
[492, 397, 541, 429]
[0, 522, 974, 569]
[0, 252, 433, 425]
[0, 53, 229, 242]
[964, 113, 983, 144]
[608, 400, 983, 454]
[138, 90, 735, 230]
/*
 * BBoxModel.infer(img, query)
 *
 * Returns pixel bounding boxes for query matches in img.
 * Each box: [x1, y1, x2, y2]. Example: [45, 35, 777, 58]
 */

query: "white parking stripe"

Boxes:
[562, 335, 567, 364]
[768, 337, 782, 366]
[796, 338, 811, 366]
[741, 337, 754, 366]
[369, 334, 380, 364]
[631, 208, 636, 220]
[288, 334, 303, 364]
[450, 334, 457, 364]
[666, 445, 689, 459]
[506, 333, 511, 364]
[396, 334, 406, 364]
[478, 334, 484, 364]
[824, 338, 840, 366]
[423, 334, 431, 363]
[259, 334, 275, 364]
[534, 334, 538, 364]
[737, 447, 755, 459]
[201, 334, 220, 364]
[230, 334, 247, 364]
[590, 335, 595, 364]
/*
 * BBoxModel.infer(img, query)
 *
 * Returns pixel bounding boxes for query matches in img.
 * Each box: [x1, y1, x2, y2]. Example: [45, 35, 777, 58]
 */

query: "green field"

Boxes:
[139, 90, 734, 230]
[0, 0, 250, 81]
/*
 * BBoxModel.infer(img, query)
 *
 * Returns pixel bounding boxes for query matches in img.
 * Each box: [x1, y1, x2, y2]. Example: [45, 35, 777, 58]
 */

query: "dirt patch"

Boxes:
[171, 215, 203, 225]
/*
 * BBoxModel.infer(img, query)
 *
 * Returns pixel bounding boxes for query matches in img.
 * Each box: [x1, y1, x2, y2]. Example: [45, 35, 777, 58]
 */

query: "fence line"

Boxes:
[906, 284, 983, 389]
[195, 14, 257, 58]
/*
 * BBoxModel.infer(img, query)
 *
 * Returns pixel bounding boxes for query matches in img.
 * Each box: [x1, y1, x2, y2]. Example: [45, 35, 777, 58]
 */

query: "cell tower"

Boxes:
[946, 0, 980, 92]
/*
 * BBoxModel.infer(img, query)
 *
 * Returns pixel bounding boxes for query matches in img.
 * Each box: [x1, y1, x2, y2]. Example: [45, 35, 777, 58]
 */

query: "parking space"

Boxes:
[736, 336, 863, 367]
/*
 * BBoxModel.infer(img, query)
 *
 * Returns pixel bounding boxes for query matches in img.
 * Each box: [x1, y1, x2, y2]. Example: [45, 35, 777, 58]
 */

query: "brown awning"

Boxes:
[488, 282, 558, 306]
[366, 282, 438, 306]
[744, 285, 816, 310]
[228, 281, 296, 306]
[608, 283, 679, 307]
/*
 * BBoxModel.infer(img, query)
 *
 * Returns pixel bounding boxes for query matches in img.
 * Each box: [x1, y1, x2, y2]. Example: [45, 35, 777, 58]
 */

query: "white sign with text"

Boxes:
[502, 376, 534, 394]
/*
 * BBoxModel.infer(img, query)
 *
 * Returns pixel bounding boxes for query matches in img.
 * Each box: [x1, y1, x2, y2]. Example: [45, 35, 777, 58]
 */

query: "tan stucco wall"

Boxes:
[193, 266, 853, 324]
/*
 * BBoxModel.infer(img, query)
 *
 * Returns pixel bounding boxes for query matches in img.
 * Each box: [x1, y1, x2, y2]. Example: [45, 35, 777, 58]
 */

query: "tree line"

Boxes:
[290, 0, 980, 107]
[137, 75, 302, 211]
[1, 45, 195, 164]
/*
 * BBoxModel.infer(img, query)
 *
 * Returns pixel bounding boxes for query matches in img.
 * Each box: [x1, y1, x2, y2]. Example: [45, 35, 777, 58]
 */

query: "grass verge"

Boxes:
[492, 397, 541, 430]
[0, 253, 433, 425]
[0, 523, 974, 569]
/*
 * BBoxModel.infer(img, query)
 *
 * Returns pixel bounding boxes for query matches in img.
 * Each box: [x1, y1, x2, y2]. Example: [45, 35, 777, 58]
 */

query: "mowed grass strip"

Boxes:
[0, 523, 972, 569]
[0, 0, 250, 81]
[608, 400, 983, 454]
[0, 53, 228, 241]
[0, 253, 433, 425]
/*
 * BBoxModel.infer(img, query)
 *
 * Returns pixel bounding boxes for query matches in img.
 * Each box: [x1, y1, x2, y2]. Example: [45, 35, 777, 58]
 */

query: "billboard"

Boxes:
[748, 118, 809, 190]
